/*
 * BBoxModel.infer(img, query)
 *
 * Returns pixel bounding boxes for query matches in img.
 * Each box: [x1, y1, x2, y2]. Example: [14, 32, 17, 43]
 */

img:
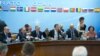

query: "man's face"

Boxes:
[35, 27, 40, 32]
[70, 25, 74, 29]
[21, 28, 26, 33]
[55, 25, 60, 31]
[4, 28, 9, 33]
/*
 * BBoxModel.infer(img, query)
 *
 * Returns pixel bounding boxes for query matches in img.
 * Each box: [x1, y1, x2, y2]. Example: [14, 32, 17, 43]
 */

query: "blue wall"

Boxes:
[0, 0, 100, 37]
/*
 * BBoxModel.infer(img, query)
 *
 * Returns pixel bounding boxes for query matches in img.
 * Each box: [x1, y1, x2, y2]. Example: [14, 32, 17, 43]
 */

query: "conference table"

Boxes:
[7, 40, 100, 56]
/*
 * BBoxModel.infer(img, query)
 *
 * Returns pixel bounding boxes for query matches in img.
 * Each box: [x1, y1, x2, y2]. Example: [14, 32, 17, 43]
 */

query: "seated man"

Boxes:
[43, 28, 49, 39]
[72, 46, 88, 56]
[31, 26, 43, 40]
[66, 24, 79, 40]
[0, 43, 8, 56]
[21, 41, 35, 56]
[49, 24, 64, 40]
[0, 26, 12, 43]
[0, 19, 7, 32]
[17, 28, 27, 42]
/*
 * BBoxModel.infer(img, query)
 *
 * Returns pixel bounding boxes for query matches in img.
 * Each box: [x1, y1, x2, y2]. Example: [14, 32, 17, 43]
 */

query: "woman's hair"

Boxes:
[79, 17, 84, 22]
[88, 26, 95, 31]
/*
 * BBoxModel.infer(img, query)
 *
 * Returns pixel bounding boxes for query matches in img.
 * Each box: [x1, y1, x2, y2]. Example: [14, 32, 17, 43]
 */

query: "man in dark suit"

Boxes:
[66, 24, 79, 40]
[49, 24, 64, 40]
[17, 28, 27, 42]
[0, 19, 7, 32]
[0, 26, 11, 43]
[43, 28, 49, 39]
[31, 26, 43, 39]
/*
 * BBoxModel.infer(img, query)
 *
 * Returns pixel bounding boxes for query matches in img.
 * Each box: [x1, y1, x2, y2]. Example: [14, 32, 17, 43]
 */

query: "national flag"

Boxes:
[2, 5, 9, 11]
[70, 8, 75, 12]
[76, 8, 81, 13]
[88, 8, 94, 12]
[94, 8, 100, 12]
[63, 8, 69, 12]
[82, 8, 88, 13]
[17, 7, 23, 12]
[57, 8, 63, 12]
[31, 7, 37, 12]
[24, 7, 30, 12]
[10, 6, 16, 12]
[37, 6, 43, 12]
[44, 7, 50, 12]
[0, 5, 2, 11]
[51, 8, 56, 12]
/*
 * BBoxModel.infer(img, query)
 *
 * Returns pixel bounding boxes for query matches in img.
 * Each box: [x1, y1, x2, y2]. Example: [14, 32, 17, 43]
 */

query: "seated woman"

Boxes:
[85, 26, 97, 40]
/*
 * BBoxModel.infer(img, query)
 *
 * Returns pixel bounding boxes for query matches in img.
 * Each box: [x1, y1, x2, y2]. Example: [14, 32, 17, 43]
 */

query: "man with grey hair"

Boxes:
[72, 46, 88, 56]
[0, 43, 8, 56]
[21, 41, 35, 56]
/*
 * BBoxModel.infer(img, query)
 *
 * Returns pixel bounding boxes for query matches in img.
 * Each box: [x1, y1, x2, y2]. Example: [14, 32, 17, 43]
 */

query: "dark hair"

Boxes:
[22, 41, 35, 56]
[54, 24, 59, 28]
[25, 24, 29, 27]
[88, 26, 95, 31]
[79, 17, 84, 22]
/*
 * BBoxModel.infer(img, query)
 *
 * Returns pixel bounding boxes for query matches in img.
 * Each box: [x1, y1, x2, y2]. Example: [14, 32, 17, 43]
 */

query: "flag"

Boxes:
[24, 7, 30, 12]
[70, 8, 75, 12]
[0, 5, 2, 11]
[57, 8, 63, 12]
[76, 8, 81, 13]
[31, 7, 36, 12]
[51, 8, 56, 12]
[10, 6, 16, 12]
[82, 8, 88, 13]
[17, 7, 23, 12]
[37, 6, 43, 12]
[88, 8, 94, 12]
[44, 7, 50, 12]
[2, 5, 9, 11]
[63, 8, 69, 12]
[94, 8, 100, 12]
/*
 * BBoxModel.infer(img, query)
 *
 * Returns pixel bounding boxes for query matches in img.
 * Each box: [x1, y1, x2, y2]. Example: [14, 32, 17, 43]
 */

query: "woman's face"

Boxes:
[90, 27, 94, 32]
[80, 20, 84, 24]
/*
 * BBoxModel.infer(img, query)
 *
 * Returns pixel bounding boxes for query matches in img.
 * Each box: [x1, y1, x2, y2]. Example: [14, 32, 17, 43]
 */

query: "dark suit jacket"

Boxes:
[49, 29, 64, 40]
[31, 30, 43, 39]
[17, 32, 26, 42]
[66, 28, 79, 39]
[0, 32, 11, 43]
[0, 20, 7, 32]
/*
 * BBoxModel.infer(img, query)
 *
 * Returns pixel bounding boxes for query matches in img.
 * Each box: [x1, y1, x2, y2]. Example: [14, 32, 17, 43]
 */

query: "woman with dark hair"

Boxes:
[85, 26, 97, 40]
[78, 17, 86, 38]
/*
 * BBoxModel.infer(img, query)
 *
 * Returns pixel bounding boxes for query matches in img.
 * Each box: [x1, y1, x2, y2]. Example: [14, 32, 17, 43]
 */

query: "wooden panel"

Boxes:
[7, 41, 100, 56]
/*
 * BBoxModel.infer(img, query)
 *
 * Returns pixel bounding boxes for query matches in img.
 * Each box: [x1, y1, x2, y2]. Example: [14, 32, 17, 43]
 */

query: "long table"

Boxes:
[7, 40, 100, 56]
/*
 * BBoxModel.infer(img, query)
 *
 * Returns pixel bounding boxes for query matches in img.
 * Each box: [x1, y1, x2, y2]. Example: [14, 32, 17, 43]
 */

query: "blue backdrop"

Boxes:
[0, 0, 100, 37]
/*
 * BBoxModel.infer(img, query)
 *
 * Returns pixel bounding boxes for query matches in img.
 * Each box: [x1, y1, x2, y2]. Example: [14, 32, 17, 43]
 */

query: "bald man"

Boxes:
[66, 24, 79, 40]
